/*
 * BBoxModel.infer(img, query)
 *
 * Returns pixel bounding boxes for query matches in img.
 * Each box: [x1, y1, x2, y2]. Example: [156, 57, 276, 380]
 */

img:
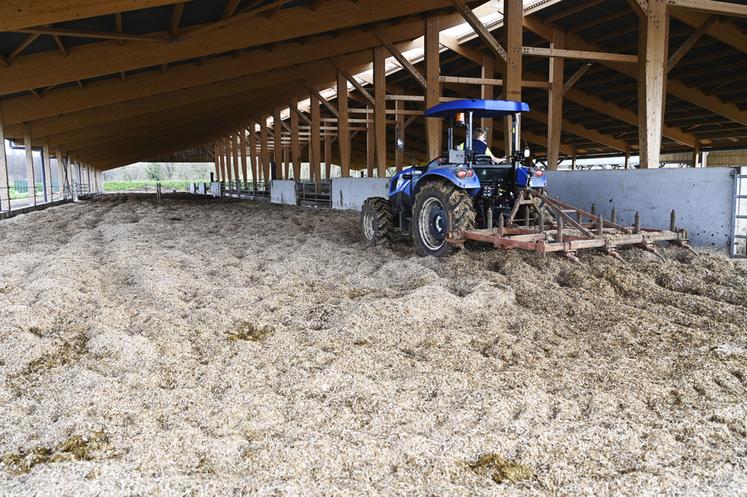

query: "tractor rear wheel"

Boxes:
[361, 197, 394, 246]
[412, 182, 476, 257]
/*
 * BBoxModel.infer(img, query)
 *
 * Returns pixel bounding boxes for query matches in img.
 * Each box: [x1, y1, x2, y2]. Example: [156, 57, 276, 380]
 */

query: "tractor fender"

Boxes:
[412, 167, 481, 199]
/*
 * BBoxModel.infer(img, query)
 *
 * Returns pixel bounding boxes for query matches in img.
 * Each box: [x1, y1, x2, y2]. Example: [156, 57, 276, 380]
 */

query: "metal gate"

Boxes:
[732, 167, 747, 258]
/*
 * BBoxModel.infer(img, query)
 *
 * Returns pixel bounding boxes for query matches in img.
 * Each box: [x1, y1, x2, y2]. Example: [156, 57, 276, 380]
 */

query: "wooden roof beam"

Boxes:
[8, 34, 39, 62]
[450, 0, 507, 62]
[438, 16, 699, 148]
[671, 10, 747, 54]
[667, 15, 716, 72]
[52, 33, 68, 56]
[0, 0, 192, 33]
[0, 21, 427, 126]
[0, 0, 456, 95]
[305, 85, 339, 118]
[17, 27, 169, 43]
[523, 13, 747, 127]
[374, 27, 427, 88]
[170, 2, 186, 38]
[521, 46, 637, 64]
[668, 0, 747, 18]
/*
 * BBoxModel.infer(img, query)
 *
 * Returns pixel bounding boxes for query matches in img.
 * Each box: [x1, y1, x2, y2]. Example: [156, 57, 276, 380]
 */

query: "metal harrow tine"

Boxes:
[642, 244, 666, 263]
[606, 249, 626, 264]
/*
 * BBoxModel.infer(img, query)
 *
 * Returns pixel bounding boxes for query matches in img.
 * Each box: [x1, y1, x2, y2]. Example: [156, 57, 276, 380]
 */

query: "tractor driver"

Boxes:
[458, 128, 500, 161]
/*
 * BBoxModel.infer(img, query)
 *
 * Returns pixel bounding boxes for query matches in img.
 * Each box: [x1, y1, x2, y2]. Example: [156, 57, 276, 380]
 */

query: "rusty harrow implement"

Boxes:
[448, 188, 692, 262]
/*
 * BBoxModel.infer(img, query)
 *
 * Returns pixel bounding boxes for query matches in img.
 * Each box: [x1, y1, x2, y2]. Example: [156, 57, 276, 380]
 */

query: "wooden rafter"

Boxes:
[223, 0, 242, 19]
[672, 10, 747, 54]
[545, 0, 605, 23]
[0, 0, 456, 95]
[668, 0, 747, 17]
[290, 105, 312, 126]
[450, 0, 507, 62]
[308, 0, 325, 11]
[17, 26, 169, 43]
[521, 46, 637, 64]
[182, 0, 289, 39]
[667, 15, 716, 72]
[374, 27, 427, 87]
[52, 33, 68, 56]
[305, 85, 339, 118]
[332, 61, 376, 106]
[115, 12, 125, 46]
[8, 34, 40, 61]
[523, 13, 747, 127]
[563, 62, 592, 94]
[0, 0, 191, 33]
[170, 2, 185, 38]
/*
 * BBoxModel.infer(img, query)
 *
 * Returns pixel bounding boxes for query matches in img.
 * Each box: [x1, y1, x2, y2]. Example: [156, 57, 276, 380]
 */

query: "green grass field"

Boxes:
[103, 180, 204, 192]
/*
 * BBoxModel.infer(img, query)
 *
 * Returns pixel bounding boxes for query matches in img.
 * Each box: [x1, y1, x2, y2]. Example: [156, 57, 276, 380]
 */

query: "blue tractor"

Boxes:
[361, 99, 547, 256]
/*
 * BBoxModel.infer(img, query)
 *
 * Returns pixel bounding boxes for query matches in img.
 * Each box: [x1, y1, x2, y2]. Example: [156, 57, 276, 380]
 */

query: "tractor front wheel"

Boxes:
[361, 197, 394, 246]
[412, 182, 476, 257]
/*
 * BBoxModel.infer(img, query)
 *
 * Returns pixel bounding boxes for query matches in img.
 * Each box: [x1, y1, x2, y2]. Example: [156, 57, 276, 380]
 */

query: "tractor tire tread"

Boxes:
[412, 181, 476, 256]
[361, 197, 395, 245]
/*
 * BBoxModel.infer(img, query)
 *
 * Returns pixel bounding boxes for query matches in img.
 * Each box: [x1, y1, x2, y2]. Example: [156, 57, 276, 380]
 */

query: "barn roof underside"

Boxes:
[1, 0, 746, 170]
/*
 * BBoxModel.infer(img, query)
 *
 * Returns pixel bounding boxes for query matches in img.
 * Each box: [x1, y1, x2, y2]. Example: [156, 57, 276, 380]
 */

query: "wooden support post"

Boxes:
[337, 71, 350, 177]
[546, 27, 565, 170]
[624, 147, 630, 169]
[55, 146, 67, 196]
[260, 118, 270, 184]
[324, 135, 332, 180]
[290, 101, 301, 180]
[0, 107, 10, 211]
[215, 140, 226, 183]
[692, 142, 700, 167]
[638, 0, 668, 169]
[224, 138, 232, 183]
[231, 132, 240, 185]
[481, 56, 494, 148]
[282, 146, 289, 179]
[248, 124, 258, 188]
[213, 142, 221, 182]
[310, 93, 321, 186]
[239, 130, 248, 187]
[366, 106, 375, 177]
[24, 123, 36, 206]
[222, 139, 229, 182]
[42, 136, 53, 201]
[425, 17, 442, 159]
[273, 107, 283, 179]
[395, 87, 405, 171]
[571, 148, 577, 171]
[503, 0, 523, 157]
[374, 46, 387, 178]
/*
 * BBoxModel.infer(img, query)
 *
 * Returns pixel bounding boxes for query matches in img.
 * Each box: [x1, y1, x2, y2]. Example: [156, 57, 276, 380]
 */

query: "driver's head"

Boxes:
[474, 127, 488, 141]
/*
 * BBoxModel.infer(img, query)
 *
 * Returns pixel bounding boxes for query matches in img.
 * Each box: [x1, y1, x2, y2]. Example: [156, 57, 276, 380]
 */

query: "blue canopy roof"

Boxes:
[424, 99, 529, 118]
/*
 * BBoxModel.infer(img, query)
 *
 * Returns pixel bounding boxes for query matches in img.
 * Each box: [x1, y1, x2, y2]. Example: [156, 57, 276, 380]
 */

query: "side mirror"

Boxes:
[523, 147, 531, 159]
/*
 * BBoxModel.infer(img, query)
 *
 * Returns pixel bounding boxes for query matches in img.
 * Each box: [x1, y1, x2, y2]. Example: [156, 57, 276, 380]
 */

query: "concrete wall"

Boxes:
[210, 182, 221, 197]
[332, 178, 390, 211]
[271, 180, 297, 205]
[545, 168, 736, 249]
